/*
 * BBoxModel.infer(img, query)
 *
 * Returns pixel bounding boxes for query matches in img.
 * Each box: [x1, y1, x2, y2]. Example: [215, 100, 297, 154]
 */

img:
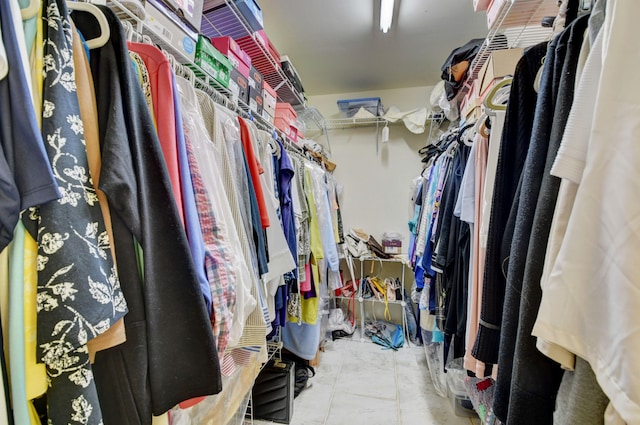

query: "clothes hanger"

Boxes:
[483, 77, 513, 111]
[67, 1, 110, 49]
[21, 0, 40, 19]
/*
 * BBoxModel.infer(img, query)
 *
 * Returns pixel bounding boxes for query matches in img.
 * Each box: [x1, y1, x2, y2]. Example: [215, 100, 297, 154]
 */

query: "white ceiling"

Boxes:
[259, 0, 490, 96]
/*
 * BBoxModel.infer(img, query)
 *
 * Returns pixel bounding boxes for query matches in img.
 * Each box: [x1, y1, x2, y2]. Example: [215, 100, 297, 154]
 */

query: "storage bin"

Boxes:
[421, 329, 448, 398]
[446, 358, 479, 418]
[337, 97, 384, 118]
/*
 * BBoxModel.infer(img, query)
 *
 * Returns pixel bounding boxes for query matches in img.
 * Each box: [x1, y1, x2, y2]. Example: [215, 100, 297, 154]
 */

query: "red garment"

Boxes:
[237, 117, 270, 228]
[128, 42, 184, 225]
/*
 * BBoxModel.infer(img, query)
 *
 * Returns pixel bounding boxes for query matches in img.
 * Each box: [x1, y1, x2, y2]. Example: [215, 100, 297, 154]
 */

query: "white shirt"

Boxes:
[532, 2, 640, 421]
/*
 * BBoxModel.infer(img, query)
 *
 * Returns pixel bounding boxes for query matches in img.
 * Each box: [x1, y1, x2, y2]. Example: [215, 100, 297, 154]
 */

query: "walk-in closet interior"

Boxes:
[0, 0, 636, 424]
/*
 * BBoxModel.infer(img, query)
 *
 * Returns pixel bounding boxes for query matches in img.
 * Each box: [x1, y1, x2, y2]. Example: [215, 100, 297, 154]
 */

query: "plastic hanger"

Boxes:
[483, 77, 513, 111]
[68, 2, 109, 49]
[21, 0, 40, 20]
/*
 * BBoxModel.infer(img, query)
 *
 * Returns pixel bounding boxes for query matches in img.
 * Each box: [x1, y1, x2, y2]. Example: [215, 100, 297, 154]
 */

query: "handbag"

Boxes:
[252, 359, 295, 424]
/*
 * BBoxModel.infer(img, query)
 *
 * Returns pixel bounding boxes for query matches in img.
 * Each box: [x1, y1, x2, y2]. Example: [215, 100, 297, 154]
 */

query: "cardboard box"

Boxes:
[280, 55, 304, 94]
[262, 81, 277, 117]
[195, 35, 232, 87]
[228, 67, 249, 104]
[202, 0, 263, 31]
[211, 36, 251, 70]
[274, 117, 292, 137]
[156, 0, 203, 31]
[248, 66, 263, 91]
[486, 0, 506, 29]
[460, 80, 481, 122]
[275, 102, 297, 126]
[261, 109, 274, 124]
[477, 48, 523, 96]
[473, 0, 491, 11]
[248, 86, 263, 116]
[144, 0, 197, 61]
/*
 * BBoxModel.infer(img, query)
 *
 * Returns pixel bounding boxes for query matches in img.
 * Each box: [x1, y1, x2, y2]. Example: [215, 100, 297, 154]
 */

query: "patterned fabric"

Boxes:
[28, 0, 127, 422]
[129, 52, 154, 123]
[184, 132, 236, 358]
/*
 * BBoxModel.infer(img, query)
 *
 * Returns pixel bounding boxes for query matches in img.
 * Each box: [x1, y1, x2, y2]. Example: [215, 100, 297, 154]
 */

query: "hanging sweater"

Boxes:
[75, 7, 221, 423]
[533, 0, 640, 421]
[503, 15, 589, 425]
[484, 39, 547, 418]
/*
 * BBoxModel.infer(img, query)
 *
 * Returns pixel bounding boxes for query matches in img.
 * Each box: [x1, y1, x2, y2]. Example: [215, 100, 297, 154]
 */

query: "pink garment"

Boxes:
[128, 42, 184, 225]
[464, 134, 489, 377]
[300, 263, 312, 292]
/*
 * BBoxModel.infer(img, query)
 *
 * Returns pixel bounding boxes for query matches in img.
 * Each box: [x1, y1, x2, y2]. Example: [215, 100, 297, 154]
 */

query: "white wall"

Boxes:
[308, 86, 436, 249]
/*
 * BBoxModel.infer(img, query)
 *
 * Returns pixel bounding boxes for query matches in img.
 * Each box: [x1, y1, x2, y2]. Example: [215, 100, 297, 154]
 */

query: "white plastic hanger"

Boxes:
[68, 1, 110, 49]
[21, 0, 41, 20]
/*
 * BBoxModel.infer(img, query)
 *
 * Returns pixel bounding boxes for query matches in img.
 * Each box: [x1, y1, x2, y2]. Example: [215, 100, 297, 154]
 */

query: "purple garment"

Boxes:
[277, 141, 297, 261]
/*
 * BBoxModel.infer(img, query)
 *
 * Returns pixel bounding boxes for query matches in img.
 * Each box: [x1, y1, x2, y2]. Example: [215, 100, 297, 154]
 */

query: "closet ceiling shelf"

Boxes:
[317, 114, 444, 131]
[458, 0, 557, 101]
[106, 0, 306, 152]
[200, 1, 306, 107]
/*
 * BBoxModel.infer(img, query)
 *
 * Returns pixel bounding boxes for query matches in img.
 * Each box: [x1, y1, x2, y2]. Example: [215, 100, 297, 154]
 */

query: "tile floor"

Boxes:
[253, 337, 481, 425]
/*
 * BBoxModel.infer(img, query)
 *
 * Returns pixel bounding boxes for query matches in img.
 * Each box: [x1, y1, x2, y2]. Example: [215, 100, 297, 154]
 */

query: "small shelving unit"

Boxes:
[338, 255, 414, 347]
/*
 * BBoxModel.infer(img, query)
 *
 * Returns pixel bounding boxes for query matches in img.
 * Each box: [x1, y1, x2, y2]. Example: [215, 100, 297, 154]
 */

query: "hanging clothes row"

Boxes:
[410, 0, 639, 424]
[0, 1, 345, 424]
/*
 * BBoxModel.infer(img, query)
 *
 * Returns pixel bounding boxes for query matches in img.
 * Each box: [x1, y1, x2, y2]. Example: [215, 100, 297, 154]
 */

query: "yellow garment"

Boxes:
[31, 4, 42, 126]
[152, 413, 169, 425]
[288, 168, 321, 325]
[71, 23, 127, 362]
[300, 257, 320, 325]
[304, 169, 323, 260]
[23, 232, 47, 411]
[24, 10, 47, 422]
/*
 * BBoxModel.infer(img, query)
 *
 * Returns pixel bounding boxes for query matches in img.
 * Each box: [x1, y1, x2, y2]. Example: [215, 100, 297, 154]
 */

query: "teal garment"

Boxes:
[18, 0, 37, 55]
[8, 222, 28, 425]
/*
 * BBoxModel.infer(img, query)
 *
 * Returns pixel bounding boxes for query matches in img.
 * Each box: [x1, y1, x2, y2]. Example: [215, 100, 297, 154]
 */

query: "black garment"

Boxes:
[505, 15, 589, 425]
[440, 145, 471, 359]
[440, 38, 484, 100]
[485, 33, 564, 422]
[471, 41, 548, 366]
[74, 8, 221, 424]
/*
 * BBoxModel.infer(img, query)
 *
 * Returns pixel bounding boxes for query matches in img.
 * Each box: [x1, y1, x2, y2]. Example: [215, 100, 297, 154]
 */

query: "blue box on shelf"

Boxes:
[337, 97, 384, 118]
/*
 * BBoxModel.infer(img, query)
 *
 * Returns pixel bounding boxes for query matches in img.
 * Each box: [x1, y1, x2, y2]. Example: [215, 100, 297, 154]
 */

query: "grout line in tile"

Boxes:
[322, 340, 346, 425]
[394, 349, 402, 425]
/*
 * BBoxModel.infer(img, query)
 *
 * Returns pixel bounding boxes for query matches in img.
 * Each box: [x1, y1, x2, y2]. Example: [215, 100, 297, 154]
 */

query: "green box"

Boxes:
[195, 35, 232, 88]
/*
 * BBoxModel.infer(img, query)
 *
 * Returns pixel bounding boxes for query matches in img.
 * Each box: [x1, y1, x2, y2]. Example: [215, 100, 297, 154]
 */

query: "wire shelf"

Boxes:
[459, 0, 557, 98]
[200, 1, 306, 106]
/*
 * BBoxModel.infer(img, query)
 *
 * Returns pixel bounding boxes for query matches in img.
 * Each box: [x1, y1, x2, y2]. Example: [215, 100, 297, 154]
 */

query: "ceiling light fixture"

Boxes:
[380, 0, 394, 33]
